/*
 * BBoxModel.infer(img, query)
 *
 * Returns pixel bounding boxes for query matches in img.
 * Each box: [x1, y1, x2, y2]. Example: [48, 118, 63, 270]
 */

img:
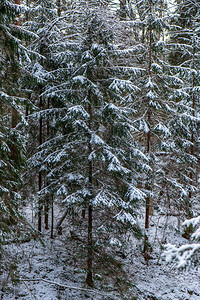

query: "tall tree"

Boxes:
[29, 0, 147, 286]
[123, 0, 197, 251]
[22, 0, 57, 232]
[165, 0, 200, 222]
[0, 0, 34, 272]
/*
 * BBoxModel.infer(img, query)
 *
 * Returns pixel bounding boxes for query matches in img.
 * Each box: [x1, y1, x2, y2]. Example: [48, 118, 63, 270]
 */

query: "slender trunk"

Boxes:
[44, 202, 49, 230]
[38, 6, 45, 231]
[144, 0, 152, 254]
[11, 109, 19, 128]
[145, 110, 151, 230]
[50, 195, 54, 239]
[38, 172, 42, 232]
[15, 0, 20, 25]
[119, 0, 126, 20]
[86, 94, 93, 287]
[57, 0, 61, 17]
[82, 209, 86, 218]
[38, 96, 43, 232]
[86, 200, 93, 287]
[44, 99, 50, 230]
[145, 1, 152, 231]
[188, 41, 195, 203]
[12, 0, 20, 127]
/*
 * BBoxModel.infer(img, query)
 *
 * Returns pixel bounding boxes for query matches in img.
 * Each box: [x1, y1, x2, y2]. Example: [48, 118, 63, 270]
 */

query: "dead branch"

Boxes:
[19, 278, 119, 298]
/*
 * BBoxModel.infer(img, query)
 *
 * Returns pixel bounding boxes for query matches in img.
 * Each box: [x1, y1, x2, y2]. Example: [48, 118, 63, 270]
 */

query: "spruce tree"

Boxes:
[166, 0, 200, 220]
[122, 0, 198, 251]
[22, 0, 57, 232]
[0, 0, 33, 274]
[29, 0, 147, 287]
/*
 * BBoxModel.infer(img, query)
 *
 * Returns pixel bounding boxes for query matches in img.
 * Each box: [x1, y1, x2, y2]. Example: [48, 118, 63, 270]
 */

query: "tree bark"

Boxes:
[188, 40, 195, 203]
[15, 0, 20, 25]
[50, 195, 54, 239]
[57, 0, 61, 17]
[119, 0, 126, 20]
[145, 1, 152, 230]
[38, 96, 43, 232]
[38, 7, 45, 231]
[86, 93, 93, 287]
[12, 0, 20, 127]
[144, 0, 152, 255]
[145, 109, 151, 230]
[44, 99, 50, 230]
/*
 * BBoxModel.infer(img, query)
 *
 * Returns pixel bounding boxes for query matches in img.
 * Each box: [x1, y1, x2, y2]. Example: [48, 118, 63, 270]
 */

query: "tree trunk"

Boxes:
[86, 202, 93, 287]
[38, 96, 43, 232]
[44, 99, 50, 230]
[86, 95, 93, 287]
[119, 0, 126, 20]
[57, 0, 61, 17]
[12, 0, 20, 127]
[144, 1, 152, 255]
[186, 36, 196, 219]
[50, 195, 54, 239]
[15, 0, 20, 25]
[188, 42, 195, 204]
[145, 109, 151, 230]
[44, 201, 49, 230]
[38, 6, 45, 230]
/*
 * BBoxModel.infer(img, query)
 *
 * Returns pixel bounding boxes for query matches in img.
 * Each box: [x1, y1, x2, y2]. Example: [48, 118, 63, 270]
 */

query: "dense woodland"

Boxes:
[1, 0, 200, 299]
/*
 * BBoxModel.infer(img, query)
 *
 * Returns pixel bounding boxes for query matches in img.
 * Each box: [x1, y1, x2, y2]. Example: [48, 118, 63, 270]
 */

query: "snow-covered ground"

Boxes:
[1, 209, 200, 299]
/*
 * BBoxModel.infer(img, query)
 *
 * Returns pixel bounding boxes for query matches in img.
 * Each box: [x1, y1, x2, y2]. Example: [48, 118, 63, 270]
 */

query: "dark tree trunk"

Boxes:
[86, 94, 93, 287]
[144, 1, 152, 255]
[38, 96, 43, 232]
[15, 0, 20, 25]
[119, 0, 126, 20]
[50, 195, 54, 239]
[12, 0, 20, 128]
[86, 202, 93, 287]
[187, 41, 196, 217]
[44, 202, 49, 230]
[44, 99, 50, 230]
[57, 0, 61, 17]
[38, 172, 42, 232]
[145, 109, 151, 230]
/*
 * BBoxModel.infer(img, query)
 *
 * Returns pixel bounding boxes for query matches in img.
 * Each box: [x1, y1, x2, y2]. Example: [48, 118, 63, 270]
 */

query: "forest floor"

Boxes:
[1, 208, 200, 300]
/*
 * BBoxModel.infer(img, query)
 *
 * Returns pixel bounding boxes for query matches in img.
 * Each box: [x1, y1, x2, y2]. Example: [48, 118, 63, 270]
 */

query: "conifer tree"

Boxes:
[123, 0, 197, 251]
[29, 0, 147, 286]
[0, 0, 33, 269]
[122, 0, 171, 249]
[22, 0, 57, 232]
[166, 0, 200, 220]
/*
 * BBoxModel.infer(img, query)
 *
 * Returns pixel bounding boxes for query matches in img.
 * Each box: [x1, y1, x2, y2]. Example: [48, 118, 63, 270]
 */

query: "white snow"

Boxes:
[2, 208, 200, 299]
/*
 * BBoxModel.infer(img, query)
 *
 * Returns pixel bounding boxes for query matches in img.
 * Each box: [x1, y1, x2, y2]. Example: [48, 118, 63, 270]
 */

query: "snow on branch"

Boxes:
[164, 243, 200, 268]
[115, 210, 136, 226]
[109, 78, 139, 94]
[126, 185, 146, 202]
[93, 190, 116, 207]
[163, 215, 200, 268]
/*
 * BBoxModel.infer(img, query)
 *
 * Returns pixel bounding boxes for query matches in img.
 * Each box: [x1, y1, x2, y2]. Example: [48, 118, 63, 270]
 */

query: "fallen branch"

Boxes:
[56, 209, 68, 230]
[19, 278, 119, 298]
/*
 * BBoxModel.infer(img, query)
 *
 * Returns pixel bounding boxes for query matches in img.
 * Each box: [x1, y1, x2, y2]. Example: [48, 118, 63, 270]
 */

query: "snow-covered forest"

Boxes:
[1, 0, 200, 299]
